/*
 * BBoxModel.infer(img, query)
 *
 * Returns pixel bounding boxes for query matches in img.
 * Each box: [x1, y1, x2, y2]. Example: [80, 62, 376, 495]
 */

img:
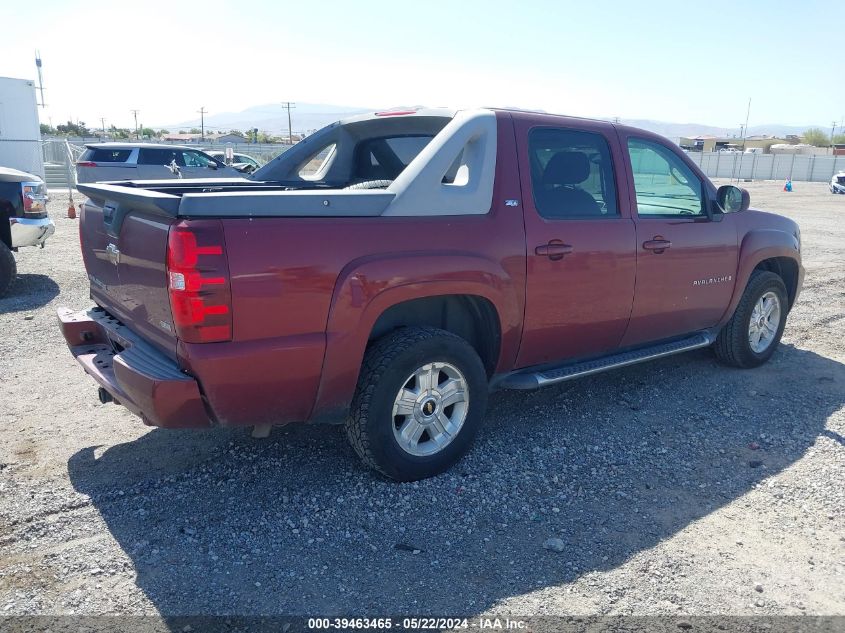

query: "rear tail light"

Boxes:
[166, 221, 233, 343]
[22, 182, 47, 216]
[76, 161, 97, 167]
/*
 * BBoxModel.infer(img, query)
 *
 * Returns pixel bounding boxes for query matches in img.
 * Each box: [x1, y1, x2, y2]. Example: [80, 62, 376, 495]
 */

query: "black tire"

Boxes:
[714, 270, 788, 368]
[0, 242, 16, 298]
[346, 327, 488, 481]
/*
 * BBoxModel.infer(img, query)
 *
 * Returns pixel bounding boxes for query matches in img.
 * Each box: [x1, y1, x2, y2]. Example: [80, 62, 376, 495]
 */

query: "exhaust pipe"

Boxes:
[98, 387, 114, 404]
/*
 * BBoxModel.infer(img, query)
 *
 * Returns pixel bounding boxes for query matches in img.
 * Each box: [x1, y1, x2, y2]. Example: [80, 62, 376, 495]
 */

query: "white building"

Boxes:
[0, 77, 44, 179]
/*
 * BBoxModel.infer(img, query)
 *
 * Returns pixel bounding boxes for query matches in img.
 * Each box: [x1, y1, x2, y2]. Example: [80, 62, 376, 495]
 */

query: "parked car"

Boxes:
[830, 171, 845, 194]
[75, 143, 243, 183]
[204, 150, 262, 174]
[58, 107, 803, 481]
[0, 166, 54, 297]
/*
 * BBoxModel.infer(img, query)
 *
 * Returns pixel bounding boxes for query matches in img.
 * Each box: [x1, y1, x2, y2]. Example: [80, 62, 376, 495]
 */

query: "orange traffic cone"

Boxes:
[67, 202, 77, 219]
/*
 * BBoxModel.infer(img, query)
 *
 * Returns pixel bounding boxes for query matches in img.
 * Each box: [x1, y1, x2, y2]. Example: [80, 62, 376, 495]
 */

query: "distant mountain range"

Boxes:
[618, 119, 816, 140]
[157, 103, 823, 140]
[158, 103, 371, 136]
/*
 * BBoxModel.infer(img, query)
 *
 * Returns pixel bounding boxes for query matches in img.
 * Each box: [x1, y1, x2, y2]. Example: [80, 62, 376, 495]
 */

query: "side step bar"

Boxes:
[498, 332, 715, 390]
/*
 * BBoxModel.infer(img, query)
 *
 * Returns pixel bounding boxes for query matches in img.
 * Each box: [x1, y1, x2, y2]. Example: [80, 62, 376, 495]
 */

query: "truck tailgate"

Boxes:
[80, 195, 178, 358]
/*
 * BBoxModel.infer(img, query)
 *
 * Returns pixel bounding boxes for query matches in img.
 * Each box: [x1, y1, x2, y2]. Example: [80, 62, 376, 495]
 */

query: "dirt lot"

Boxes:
[0, 181, 843, 620]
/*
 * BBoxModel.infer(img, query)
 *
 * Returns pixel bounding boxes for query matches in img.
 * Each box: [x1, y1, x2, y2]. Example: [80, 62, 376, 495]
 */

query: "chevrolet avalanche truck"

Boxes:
[58, 108, 803, 481]
[1, 167, 55, 297]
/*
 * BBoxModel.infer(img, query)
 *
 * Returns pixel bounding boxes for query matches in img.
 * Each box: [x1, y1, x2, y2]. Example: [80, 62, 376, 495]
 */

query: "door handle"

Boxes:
[535, 241, 573, 261]
[642, 238, 672, 254]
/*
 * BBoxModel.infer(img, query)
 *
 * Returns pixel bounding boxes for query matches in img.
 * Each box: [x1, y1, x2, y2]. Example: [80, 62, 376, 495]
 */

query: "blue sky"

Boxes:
[2, 0, 842, 130]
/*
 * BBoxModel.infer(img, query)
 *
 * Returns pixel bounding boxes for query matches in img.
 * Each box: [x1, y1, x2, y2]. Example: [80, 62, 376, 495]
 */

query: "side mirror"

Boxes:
[716, 185, 750, 213]
[207, 162, 218, 170]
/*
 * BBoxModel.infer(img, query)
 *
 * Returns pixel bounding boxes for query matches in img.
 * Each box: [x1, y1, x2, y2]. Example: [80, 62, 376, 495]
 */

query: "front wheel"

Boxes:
[346, 327, 488, 481]
[714, 270, 788, 368]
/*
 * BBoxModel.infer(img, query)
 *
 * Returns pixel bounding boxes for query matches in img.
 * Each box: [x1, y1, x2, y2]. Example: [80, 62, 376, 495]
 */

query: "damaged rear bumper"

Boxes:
[57, 306, 211, 428]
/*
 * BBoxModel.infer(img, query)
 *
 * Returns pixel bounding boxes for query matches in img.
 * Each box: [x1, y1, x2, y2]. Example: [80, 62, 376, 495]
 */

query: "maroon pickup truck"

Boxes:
[58, 108, 803, 481]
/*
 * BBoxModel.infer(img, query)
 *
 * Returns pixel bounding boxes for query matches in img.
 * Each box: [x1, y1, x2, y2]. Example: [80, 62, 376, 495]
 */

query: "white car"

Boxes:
[831, 172, 845, 194]
[204, 150, 262, 174]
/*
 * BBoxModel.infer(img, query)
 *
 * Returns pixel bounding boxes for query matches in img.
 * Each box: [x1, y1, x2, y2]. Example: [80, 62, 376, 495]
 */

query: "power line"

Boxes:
[281, 101, 296, 145]
[198, 106, 207, 141]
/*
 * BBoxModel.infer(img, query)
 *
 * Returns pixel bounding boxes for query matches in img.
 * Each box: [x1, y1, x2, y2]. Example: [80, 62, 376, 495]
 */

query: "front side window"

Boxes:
[183, 150, 216, 167]
[627, 139, 704, 217]
[528, 128, 618, 219]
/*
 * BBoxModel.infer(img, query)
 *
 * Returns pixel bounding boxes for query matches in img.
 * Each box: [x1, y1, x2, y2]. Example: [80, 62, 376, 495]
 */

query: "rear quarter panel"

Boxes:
[77, 164, 139, 184]
[194, 114, 526, 426]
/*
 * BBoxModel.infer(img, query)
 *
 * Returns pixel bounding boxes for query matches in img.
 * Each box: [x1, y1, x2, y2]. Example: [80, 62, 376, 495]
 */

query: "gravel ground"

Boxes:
[0, 181, 843, 619]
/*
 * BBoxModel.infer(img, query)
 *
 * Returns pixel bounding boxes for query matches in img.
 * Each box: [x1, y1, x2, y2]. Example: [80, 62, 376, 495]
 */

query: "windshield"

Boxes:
[837, 176, 845, 185]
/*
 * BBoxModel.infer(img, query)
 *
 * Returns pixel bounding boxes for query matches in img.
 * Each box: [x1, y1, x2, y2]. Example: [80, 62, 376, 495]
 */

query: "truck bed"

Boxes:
[77, 181, 395, 223]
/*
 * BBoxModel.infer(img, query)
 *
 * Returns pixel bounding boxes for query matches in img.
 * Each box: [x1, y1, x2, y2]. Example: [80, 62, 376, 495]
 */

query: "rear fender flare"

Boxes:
[311, 252, 521, 418]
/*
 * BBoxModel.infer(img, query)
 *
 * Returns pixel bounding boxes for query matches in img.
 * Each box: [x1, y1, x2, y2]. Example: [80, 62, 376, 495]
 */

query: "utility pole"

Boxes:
[831, 121, 837, 151]
[198, 106, 207, 141]
[100, 117, 106, 141]
[281, 101, 296, 145]
[131, 109, 140, 139]
[34, 51, 46, 107]
[741, 97, 751, 152]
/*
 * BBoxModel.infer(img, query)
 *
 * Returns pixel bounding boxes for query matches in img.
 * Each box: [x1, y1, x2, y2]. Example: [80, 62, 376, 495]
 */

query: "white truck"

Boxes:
[0, 77, 45, 180]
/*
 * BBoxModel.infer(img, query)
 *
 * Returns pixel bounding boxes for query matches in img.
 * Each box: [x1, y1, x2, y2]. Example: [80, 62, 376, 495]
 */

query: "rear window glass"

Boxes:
[352, 135, 433, 181]
[83, 148, 131, 163]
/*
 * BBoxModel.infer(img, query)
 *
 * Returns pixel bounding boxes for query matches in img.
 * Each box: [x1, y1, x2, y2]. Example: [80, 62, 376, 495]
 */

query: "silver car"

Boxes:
[75, 143, 243, 183]
[831, 172, 845, 194]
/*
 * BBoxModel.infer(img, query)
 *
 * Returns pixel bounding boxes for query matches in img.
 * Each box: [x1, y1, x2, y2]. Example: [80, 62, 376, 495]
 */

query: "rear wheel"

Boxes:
[0, 242, 16, 298]
[714, 270, 788, 368]
[346, 327, 488, 481]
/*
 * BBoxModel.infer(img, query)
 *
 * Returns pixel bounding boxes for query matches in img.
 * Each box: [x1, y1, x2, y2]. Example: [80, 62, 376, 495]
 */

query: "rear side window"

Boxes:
[138, 148, 182, 165]
[82, 148, 131, 163]
[528, 128, 618, 219]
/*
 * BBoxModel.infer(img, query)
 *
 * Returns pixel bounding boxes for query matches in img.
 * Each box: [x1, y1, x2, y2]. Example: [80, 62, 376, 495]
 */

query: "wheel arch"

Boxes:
[719, 229, 802, 327]
[368, 294, 502, 376]
[310, 253, 521, 422]
[753, 256, 799, 309]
